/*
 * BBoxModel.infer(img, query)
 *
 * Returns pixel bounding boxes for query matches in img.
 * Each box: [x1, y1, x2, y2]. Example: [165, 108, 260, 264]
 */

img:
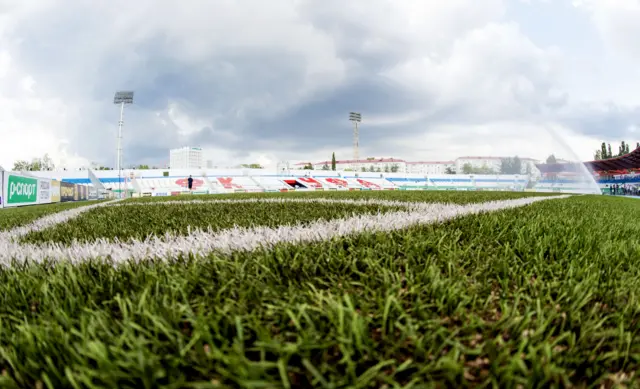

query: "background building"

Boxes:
[406, 161, 455, 175]
[298, 158, 406, 172]
[455, 156, 540, 176]
[169, 147, 203, 169]
[297, 156, 541, 176]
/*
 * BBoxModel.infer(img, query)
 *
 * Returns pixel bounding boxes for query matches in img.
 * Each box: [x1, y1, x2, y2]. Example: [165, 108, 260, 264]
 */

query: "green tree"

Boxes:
[608, 143, 612, 159]
[360, 167, 367, 172]
[444, 167, 455, 174]
[601, 142, 607, 159]
[594, 150, 602, 160]
[463, 163, 497, 175]
[390, 163, 400, 173]
[241, 163, 263, 169]
[384, 165, 390, 173]
[368, 165, 375, 172]
[618, 141, 626, 156]
[477, 164, 496, 174]
[322, 164, 330, 170]
[636, 142, 639, 150]
[375, 167, 381, 172]
[500, 156, 522, 174]
[302, 163, 313, 170]
[13, 153, 55, 171]
[546, 154, 557, 164]
[331, 152, 336, 171]
[12, 160, 30, 171]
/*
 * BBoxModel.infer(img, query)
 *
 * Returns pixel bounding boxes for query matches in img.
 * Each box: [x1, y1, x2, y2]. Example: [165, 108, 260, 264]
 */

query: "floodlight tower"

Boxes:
[349, 112, 362, 172]
[113, 91, 134, 199]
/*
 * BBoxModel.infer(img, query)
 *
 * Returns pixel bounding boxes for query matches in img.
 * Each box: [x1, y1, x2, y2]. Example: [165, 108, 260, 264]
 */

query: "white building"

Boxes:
[169, 147, 203, 169]
[297, 156, 541, 176]
[455, 156, 540, 176]
[406, 161, 455, 175]
[298, 158, 407, 172]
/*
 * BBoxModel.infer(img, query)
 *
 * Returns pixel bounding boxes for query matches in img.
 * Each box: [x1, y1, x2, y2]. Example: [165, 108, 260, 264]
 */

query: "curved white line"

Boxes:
[0, 195, 570, 266]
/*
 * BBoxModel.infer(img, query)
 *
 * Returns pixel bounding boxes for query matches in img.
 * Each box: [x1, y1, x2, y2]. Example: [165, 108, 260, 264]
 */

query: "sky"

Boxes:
[1, 0, 639, 170]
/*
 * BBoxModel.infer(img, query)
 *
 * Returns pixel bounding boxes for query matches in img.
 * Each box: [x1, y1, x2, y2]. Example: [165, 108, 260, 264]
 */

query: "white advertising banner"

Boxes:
[0, 170, 3, 209]
[38, 178, 52, 204]
[2, 173, 39, 208]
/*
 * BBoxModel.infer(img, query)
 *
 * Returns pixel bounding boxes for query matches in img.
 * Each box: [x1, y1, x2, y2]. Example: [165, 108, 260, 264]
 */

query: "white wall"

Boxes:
[407, 163, 455, 175]
[27, 168, 534, 183]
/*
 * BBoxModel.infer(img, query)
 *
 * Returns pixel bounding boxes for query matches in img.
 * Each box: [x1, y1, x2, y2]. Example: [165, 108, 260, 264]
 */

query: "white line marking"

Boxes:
[0, 199, 121, 241]
[109, 198, 451, 211]
[0, 195, 570, 266]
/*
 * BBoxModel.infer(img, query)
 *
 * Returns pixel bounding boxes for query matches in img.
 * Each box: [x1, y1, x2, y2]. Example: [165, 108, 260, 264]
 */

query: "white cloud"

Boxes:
[0, 0, 638, 170]
[382, 22, 565, 119]
[573, 0, 640, 60]
[0, 47, 89, 169]
[389, 121, 599, 162]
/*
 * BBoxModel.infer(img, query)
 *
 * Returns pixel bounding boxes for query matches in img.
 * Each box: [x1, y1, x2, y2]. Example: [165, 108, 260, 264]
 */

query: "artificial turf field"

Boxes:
[0, 191, 639, 388]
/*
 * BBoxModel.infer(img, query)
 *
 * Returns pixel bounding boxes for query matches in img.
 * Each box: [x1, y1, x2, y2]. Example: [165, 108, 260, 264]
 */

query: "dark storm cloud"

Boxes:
[558, 104, 640, 140]
[182, 75, 434, 154]
[8, 0, 625, 167]
[296, 0, 412, 70]
[125, 143, 173, 167]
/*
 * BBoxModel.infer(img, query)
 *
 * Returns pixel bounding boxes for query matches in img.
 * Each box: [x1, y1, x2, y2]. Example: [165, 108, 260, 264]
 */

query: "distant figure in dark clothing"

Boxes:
[188, 175, 194, 190]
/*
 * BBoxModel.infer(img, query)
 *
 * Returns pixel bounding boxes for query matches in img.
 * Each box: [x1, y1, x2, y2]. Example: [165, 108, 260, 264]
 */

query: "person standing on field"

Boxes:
[187, 175, 194, 191]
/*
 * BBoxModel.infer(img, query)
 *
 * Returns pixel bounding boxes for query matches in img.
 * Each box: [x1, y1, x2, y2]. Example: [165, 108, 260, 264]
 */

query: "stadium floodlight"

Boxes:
[349, 112, 362, 172]
[114, 91, 134, 199]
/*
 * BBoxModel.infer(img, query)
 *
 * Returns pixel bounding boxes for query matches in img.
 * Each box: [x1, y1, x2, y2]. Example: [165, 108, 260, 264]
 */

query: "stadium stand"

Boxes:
[137, 178, 195, 194]
[355, 177, 396, 189]
[28, 162, 632, 197]
[316, 177, 361, 189]
[213, 176, 263, 192]
[252, 176, 293, 191]
[290, 177, 324, 189]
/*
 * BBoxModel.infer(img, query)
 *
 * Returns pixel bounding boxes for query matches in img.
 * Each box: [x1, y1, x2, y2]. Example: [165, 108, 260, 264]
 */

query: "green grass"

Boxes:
[1, 194, 640, 388]
[0, 201, 105, 231]
[21, 201, 403, 245]
[125, 190, 559, 205]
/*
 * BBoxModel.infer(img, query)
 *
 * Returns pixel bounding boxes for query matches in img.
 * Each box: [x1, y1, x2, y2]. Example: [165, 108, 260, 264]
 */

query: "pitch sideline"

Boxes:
[0, 195, 571, 266]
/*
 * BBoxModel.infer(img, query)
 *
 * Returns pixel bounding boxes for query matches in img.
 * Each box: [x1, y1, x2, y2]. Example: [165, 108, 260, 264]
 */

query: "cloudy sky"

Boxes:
[1, 0, 639, 169]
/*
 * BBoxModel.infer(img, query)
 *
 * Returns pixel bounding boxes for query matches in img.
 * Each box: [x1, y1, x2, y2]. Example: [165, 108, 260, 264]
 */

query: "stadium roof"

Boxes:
[536, 146, 640, 173]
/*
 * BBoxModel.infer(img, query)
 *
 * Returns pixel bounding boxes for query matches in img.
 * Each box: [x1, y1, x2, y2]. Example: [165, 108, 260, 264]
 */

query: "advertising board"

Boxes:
[38, 179, 51, 204]
[60, 182, 76, 202]
[50, 180, 61, 203]
[2, 173, 38, 207]
[78, 185, 87, 200]
[153, 192, 169, 197]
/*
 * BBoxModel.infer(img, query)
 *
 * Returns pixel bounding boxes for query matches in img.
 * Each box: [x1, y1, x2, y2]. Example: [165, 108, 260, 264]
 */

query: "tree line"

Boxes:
[594, 141, 639, 160]
[11, 155, 161, 171]
[12, 154, 56, 171]
[459, 156, 533, 175]
[301, 152, 401, 172]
